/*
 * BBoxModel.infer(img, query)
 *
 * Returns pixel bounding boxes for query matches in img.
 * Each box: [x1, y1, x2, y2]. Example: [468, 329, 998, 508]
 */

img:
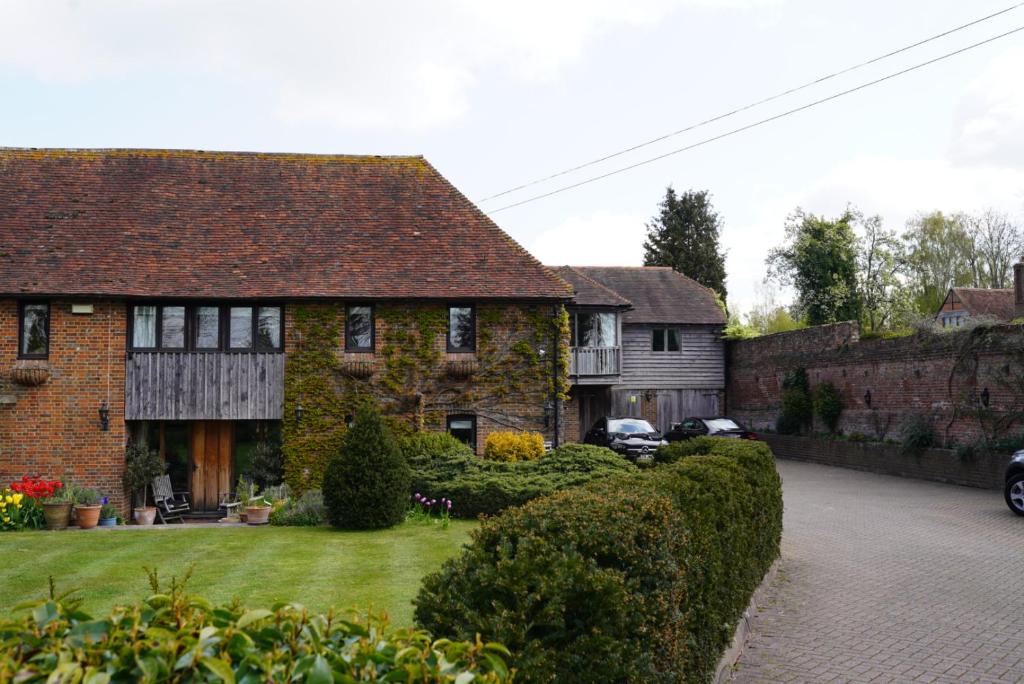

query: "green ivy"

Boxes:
[284, 302, 570, 492]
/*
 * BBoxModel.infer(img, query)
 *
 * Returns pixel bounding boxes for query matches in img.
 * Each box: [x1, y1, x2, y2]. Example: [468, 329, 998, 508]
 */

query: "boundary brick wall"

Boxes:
[763, 434, 1006, 490]
[0, 299, 128, 509]
[727, 321, 1024, 446]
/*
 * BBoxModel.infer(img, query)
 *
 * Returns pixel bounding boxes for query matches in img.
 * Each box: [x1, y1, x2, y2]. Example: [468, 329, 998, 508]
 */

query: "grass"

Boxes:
[0, 521, 475, 625]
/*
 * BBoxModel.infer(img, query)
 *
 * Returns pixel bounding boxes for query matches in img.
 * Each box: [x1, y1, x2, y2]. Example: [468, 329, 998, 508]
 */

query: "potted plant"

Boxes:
[122, 442, 164, 526]
[74, 488, 103, 529]
[238, 477, 272, 525]
[98, 501, 118, 527]
[41, 480, 72, 531]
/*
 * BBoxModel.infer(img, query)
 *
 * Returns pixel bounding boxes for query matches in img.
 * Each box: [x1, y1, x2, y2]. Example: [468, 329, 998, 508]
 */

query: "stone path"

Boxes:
[732, 459, 1023, 683]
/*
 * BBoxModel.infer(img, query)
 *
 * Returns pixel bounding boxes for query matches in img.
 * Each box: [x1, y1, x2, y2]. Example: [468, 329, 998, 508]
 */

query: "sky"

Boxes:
[2, 0, 1024, 314]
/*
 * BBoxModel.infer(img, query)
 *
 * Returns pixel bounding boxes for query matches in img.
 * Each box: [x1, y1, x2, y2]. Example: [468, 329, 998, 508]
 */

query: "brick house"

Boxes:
[935, 287, 1015, 328]
[0, 148, 572, 512]
[552, 266, 727, 440]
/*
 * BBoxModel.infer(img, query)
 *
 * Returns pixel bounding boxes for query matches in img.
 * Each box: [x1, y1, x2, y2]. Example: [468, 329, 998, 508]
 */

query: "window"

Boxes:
[128, 303, 283, 351]
[256, 306, 282, 350]
[448, 305, 475, 352]
[161, 306, 186, 349]
[345, 305, 374, 352]
[132, 305, 158, 349]
[608, 418, 657, 435]
[18, 302, 50, 358]
[652, 328, 680, 352]
[447, 414, 477, 450]
[229, 307, 254, 349]
[195, 306, 220, 349]
[571, 311, 617, 347]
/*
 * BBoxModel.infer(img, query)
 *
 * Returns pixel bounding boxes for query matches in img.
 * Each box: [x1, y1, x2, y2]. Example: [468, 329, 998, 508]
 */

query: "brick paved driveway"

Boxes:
[733, 460, 1023, 683]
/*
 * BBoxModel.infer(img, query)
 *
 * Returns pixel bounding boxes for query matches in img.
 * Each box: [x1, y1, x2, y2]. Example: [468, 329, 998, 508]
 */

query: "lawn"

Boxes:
[0, 521, 475, 625]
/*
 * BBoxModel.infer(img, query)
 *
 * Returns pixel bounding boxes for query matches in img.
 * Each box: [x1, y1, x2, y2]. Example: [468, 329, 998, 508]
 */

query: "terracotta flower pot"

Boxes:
[133, 507, 157, 526]
[246, 506, 271, 525]
[75, 505, 102, 530]
[43, 502, 72, 530]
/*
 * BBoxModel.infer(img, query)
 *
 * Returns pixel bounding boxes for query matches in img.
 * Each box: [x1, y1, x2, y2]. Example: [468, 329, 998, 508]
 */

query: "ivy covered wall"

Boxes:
[282, 301, 569, 492]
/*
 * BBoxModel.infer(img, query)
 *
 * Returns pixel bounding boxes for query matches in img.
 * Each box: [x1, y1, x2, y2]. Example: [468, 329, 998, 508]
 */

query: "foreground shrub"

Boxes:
[483, 431, 545, 462]
[0, 574, 513, 683]
[323, 406, 411, 529]
[900, 413, 936, 454]
[412, 443, 632, 518]
[269, 489, 327, 526]
[416, 438, 782, 683]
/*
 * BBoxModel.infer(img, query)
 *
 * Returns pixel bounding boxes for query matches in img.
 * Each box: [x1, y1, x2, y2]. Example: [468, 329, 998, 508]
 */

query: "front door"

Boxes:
[191, 421, 234, 512]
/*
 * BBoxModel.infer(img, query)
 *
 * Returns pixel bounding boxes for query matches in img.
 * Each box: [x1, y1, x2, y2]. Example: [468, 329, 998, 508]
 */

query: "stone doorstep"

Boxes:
[714, 558, 781, 684]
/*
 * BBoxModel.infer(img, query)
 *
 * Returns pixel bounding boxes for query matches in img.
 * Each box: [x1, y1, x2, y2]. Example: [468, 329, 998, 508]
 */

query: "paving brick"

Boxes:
[731, 460, 1024, 683]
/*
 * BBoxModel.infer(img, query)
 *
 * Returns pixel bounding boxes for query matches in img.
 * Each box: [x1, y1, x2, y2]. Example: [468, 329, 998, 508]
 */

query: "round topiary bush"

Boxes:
[322, 406, 411, 529]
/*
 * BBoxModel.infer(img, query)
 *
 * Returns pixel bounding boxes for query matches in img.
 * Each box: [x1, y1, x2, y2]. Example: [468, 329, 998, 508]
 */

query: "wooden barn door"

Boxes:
[191, 421, 234, 512]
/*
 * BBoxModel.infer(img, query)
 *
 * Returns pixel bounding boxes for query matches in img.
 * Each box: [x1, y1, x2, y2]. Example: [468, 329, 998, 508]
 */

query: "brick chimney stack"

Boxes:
[1015, 258, 1024, 319]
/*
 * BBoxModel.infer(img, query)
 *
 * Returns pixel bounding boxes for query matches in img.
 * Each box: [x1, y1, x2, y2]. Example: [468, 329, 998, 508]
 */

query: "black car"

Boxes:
[1005, 451, 1024, 516]
[664, 417, 757, 443]
[584, 417, 666, 462]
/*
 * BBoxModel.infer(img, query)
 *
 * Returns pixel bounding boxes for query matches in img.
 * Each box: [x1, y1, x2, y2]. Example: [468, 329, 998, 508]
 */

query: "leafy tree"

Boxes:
[903, 211, 974, 314]
[855, 211, 913, 333]
[962, 209, 1023, 289]
[322, 405, 410, 529]
[643, 187, 728, 298]
[767, 209, 860, 325]
[745, 279, 805, 335]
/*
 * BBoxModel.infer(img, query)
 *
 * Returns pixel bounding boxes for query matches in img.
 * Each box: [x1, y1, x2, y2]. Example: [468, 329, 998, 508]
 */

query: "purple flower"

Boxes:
[446, 500, 453, 509]
[101, 496, 109, 505]
[430, 499, 437, 506]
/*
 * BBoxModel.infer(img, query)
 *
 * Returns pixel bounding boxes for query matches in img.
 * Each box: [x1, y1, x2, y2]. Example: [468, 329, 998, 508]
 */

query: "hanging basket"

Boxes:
[10, 361, 51, 387]
[340, 359, 374, 379]
[445, 359, 479, 379]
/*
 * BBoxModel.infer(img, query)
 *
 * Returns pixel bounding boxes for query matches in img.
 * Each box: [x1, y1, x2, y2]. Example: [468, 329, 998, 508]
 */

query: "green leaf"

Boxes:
[235, 609, 274, 629]
[200, 656, 236, 683]
[305, 655, 333, 684]
[83, 670, 112, 684]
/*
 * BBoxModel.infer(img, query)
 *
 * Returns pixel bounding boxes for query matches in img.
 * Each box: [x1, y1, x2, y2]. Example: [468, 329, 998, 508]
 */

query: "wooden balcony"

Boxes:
[569, 346, 620, 383]
[125, 352, 284, 421]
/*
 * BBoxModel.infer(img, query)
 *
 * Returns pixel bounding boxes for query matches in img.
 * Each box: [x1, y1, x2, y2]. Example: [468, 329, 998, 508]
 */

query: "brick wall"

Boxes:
[0, 299, 128, 509]
[727, 322, 1024, 446]
[763, 434, 1006, 490]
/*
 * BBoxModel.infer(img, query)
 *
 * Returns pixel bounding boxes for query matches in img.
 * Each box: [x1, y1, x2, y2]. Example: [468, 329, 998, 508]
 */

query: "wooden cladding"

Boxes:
[125, 352, 284, 420]
[570, 346, 621, 377]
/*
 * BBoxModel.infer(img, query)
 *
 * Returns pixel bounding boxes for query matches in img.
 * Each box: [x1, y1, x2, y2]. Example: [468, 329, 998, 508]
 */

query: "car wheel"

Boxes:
[1005, 474, 1024, 516]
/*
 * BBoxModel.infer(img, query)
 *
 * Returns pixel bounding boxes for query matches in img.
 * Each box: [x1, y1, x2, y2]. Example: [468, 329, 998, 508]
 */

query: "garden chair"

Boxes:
[151, 475, 191, 524]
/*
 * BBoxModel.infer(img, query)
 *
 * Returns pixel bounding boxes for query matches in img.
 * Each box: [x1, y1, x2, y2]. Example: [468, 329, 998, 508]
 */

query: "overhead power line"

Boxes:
[486, 24, 1024, 214]
[479, 2, 1024, 204]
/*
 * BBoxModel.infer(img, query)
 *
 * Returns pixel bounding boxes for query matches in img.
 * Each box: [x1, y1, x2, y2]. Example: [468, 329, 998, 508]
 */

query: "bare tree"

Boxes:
[961, 209, 1023, 288]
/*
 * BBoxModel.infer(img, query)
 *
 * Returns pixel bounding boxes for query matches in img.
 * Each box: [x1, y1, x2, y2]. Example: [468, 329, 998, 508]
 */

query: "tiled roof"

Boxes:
[569, 266, 726, 325]
[948, 287, 1015, 321]
[0, 148, 572, 300]
[550, 266, 632, 308]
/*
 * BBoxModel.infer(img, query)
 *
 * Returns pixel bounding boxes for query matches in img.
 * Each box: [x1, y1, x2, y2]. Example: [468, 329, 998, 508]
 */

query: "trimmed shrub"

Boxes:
[322, 406, 411, 529]
[415, 438, 782, 683]
[483, 431, 545, 462]
[249, 439, 284, 488]
[269, 489, 327, 526]
[900, 413, 936, 454]
[411, 443, 633, 518]
[0, 575, 513, 683]
[813, 382, 843, 433]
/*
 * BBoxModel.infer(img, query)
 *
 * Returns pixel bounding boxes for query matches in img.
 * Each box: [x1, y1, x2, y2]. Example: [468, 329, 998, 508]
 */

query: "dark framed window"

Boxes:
[18, 302, 50, 359]
[570, 311, 617, 348]
[447, 414, 477, 451]
[345, 305, 374, 352]
[448, 304, 475, 353]
[128, 303, 283, 352]
[652, 328, 681, 352]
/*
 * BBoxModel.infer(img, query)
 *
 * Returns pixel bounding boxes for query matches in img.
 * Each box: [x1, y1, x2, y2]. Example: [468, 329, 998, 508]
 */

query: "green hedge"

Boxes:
[415, 438, 782, 683]
[410, 442, 634, 518]
[0, 577, 513, 683]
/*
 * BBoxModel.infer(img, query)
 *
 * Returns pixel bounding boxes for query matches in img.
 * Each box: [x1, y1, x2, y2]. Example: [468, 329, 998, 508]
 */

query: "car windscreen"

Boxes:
[608, 418, 657, 434]
[705, 418, 742, 432]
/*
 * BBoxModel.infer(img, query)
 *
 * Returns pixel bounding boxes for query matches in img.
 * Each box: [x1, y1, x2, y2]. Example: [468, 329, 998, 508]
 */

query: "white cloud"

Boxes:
[530, 211, 647, 266]
[0, 0, 771, 130]
[950, 46, 1024, 169]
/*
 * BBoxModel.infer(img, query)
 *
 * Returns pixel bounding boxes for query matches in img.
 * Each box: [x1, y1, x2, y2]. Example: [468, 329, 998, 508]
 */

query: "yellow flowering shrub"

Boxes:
[483, 431, 545, 463]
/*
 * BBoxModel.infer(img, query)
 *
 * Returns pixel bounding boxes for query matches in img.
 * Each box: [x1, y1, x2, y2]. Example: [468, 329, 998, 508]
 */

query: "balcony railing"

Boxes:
[569, 346, 620, 377]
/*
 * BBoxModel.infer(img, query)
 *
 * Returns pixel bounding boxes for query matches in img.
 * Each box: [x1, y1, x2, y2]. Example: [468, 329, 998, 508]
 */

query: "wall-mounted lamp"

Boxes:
[863, 389, 872, 408]
[538, 347, 547, 359]
[980, 387, 990, 408]
[98, 401, 110, 432]
[295, 404, 304, 424]
[543, 400, 554, 428]
[345, 414, 354, 428]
